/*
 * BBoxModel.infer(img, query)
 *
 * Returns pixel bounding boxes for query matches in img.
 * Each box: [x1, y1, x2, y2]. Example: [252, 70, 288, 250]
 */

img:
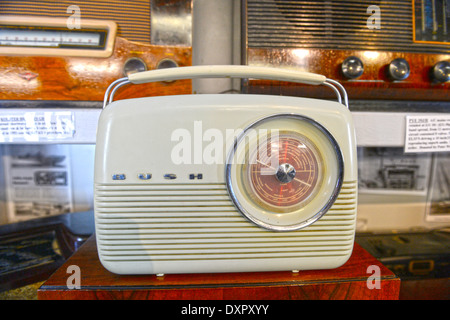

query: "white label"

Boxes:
[405, 115, 450, 153]
[0, 111, 75, 142]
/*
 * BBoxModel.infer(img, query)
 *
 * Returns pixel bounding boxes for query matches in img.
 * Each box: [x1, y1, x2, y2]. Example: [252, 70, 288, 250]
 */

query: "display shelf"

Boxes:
[38, 235, 400, 300]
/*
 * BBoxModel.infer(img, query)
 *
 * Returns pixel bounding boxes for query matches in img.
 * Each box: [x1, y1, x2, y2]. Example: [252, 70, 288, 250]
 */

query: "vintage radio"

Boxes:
[94, 65, 357, 275]
[0, 0, 192, 102]
[242, 0, 450, 101]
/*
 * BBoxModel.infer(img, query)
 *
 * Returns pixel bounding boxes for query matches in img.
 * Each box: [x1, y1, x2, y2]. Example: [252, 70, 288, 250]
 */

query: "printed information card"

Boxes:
[404, 115, 450, 153]
[0, 111, 75, 142]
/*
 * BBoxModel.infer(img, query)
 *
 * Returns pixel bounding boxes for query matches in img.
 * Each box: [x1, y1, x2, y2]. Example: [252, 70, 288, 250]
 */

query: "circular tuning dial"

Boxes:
[388, 58, 410, 81]
[341, 56, 364, 79]
[247, 132, 322, 211]
[431, 61, 450, 83]
[226, 114, 344, 232]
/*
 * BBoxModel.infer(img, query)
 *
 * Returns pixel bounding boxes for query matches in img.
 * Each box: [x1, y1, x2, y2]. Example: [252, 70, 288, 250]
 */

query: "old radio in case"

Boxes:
[0, 0, 193, 102]
[94, 65, 358, 275]
[242, 0, 450, 101]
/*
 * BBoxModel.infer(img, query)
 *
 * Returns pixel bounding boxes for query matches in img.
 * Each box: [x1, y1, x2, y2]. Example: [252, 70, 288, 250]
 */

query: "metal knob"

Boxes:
[388, 58, 410, 81]
[157, 58, 178, 70]
[341, 56, 364, 79]
[123, 57, 147, 76]
[431, 61, 450, 83]
[276, 163, 296, 184]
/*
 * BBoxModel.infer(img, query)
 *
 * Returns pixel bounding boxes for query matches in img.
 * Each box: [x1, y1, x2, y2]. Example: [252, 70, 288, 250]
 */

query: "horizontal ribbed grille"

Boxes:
[0, 0, 151, 44]
[95, 181, 357, 262]
[246, 0, 449, 53]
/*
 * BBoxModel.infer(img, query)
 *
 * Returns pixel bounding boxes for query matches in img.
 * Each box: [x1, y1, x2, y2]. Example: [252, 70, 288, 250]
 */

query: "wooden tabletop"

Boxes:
[38, 235, 400, 300]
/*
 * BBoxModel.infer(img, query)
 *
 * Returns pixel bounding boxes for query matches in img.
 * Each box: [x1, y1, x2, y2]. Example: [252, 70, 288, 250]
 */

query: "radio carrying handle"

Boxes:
[103, 65, 348, 109]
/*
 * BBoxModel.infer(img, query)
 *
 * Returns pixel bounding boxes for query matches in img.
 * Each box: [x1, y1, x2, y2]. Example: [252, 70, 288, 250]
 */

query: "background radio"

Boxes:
[0, 0, 193, 102]
[242, 0, 450, 101]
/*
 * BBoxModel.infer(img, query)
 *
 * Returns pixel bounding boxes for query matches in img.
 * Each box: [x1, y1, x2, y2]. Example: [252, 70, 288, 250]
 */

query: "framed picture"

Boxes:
[358, 147, 432, 196]
[2, 145, 73, 223]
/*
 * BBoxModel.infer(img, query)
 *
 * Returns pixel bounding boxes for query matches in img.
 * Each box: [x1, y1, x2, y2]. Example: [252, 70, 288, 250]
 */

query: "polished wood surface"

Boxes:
[0, 37, 192, 102]
[38, 235, 400, 300]
[246, 48, 450, 101]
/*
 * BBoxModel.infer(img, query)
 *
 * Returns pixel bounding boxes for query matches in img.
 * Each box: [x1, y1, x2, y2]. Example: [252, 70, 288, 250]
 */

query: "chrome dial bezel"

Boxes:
[225, 113, 344, 232]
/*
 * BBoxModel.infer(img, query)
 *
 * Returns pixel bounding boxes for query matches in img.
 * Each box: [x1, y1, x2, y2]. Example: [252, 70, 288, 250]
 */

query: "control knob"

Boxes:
[388, 58, 410, 81]
[431, 61, 450, 83]
[341, 56, 364, 79]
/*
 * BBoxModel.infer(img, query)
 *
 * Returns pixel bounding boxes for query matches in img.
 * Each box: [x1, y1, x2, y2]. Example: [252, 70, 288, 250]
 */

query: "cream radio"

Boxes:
[94, 66, 358, 275]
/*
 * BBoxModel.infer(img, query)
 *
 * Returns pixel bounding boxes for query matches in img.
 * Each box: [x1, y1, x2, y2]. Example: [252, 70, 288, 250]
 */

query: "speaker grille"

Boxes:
[245, 0, 449, 53]
[95, 181, 357, 262]
[0, 0, 151, 44]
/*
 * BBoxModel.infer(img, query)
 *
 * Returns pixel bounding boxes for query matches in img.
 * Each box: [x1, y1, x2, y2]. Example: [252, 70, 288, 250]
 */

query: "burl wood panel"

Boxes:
[246, 48, 450, 101]
[38, 235, 400, 300]
[0, 37, 192, 102]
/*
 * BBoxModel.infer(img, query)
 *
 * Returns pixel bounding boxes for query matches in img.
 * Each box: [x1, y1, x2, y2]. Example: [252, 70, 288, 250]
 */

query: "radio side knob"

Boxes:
[157, 58, 179, 70]
[123, 57, 147, 76]
[431, 61, 450, 83]
[341, 56, 364, 79]
[388, 58, 410, 81]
